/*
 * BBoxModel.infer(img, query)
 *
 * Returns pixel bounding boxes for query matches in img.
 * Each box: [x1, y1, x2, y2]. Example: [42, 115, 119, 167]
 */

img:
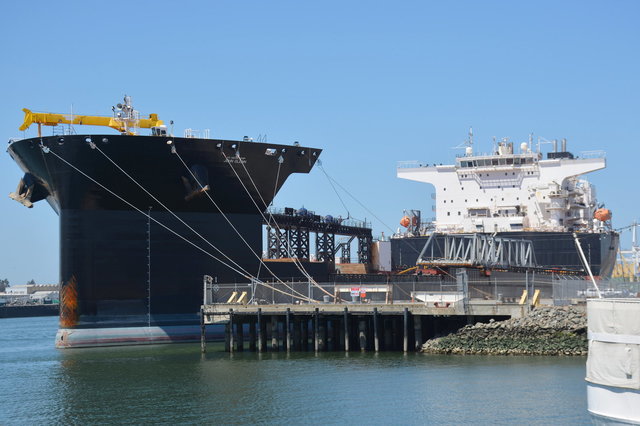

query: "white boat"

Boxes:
[586, 298, 640, 424]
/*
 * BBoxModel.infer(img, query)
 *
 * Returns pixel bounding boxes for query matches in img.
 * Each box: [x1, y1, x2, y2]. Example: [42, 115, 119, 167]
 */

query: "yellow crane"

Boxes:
[19, 96, 164, 136]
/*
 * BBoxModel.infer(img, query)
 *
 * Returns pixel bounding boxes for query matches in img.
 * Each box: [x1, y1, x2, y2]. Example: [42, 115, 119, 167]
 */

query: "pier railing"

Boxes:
[552, 276, 639, 305]
[204, 272, 633, 312]
[204, 270, 561, 308]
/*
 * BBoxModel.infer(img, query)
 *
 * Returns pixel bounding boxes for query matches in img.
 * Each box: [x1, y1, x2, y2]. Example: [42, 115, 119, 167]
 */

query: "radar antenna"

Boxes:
[452, 126, 475, 155]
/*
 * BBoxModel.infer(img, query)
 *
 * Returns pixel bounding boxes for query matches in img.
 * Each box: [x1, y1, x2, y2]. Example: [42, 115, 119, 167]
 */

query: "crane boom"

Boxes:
[19, 102, 163, 136]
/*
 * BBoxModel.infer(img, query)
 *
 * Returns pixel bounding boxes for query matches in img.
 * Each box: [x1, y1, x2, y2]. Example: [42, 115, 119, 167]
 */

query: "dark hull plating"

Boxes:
[391, 231, 619, 278]
[8, 135, 322, 343]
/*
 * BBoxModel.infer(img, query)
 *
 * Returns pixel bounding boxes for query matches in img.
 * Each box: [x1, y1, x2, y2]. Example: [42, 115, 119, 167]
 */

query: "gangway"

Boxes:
[417, 233, 537, 269]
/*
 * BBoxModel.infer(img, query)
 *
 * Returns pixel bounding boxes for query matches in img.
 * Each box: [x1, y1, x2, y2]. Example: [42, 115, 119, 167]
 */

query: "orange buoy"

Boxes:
[400, 216, 410, 227]
[594, 208, 612, 222]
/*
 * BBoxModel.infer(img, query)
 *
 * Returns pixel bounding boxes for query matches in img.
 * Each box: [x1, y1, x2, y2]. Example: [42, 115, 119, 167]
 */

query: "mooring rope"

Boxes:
[317, 161, 422, 256]
[235, 153, 318, 278]
[42, 143, 312, 302]
[92, 144, 260, 282]
[221, 149, 335, 299]
[170, 145, 311, 301]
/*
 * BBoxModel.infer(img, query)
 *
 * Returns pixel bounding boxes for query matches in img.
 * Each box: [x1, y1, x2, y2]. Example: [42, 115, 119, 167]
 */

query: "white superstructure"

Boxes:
[398, 137, 608, 233]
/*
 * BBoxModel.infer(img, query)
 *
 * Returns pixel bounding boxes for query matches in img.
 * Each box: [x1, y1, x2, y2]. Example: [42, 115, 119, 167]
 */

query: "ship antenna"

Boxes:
[452, 126, 474, 152]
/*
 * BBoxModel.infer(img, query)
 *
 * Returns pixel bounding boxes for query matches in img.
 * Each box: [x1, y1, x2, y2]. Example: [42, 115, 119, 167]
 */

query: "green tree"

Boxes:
[27, 279, 36, 285]
[0, 278, 9, 292]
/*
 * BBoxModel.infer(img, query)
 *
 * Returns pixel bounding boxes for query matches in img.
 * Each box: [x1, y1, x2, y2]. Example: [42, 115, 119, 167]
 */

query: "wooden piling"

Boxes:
[286, 308, 292, 352]
[373, 307, 379, 352]
[257, 308, 263, 353]
[229, 309, 235, 353]
[403, 307, 409, 353]
[200, 308, 206, 353]
[314, 308, 320, 352]
[343, 307, 350, 352]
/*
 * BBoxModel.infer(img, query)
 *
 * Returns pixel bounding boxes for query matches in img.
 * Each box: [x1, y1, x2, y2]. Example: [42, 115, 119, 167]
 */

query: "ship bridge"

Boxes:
[397, 136, 607, 234]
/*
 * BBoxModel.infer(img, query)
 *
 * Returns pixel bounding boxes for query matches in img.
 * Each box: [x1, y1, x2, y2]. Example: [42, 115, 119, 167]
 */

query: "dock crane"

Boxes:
[19, 95, 164, 136]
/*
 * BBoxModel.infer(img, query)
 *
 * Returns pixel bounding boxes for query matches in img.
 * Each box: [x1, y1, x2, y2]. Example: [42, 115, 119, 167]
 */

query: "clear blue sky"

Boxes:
[1, 1, 638, 286]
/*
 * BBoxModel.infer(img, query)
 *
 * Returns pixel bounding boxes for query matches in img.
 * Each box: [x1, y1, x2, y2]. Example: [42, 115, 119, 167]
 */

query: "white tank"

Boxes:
[465, 146, 473, 156]
[520, 142, 528, 153]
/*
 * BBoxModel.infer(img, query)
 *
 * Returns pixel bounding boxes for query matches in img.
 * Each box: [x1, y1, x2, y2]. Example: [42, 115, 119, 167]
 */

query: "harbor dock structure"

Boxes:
[200, 302, 536, 353]
[199, 265, 624, 353]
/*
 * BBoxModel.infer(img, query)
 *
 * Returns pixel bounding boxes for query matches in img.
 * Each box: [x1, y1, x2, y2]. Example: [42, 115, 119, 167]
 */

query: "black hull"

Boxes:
[391, 231, 619, 278]
[8, 135, 322, 344]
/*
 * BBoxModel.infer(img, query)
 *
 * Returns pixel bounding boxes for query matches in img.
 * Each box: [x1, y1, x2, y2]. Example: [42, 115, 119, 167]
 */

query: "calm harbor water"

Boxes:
[1, 316, 590, 425]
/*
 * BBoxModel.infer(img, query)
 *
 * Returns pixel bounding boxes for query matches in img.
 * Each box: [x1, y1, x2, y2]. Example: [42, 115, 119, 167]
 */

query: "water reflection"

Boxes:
[1, 317, 590, 425]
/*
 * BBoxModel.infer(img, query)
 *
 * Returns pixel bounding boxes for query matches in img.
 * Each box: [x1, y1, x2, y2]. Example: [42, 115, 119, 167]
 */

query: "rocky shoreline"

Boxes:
[421, 306, 587, 356]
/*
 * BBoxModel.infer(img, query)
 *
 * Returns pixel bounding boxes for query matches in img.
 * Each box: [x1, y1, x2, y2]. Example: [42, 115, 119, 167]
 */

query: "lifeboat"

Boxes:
[594, 208, 612, 222]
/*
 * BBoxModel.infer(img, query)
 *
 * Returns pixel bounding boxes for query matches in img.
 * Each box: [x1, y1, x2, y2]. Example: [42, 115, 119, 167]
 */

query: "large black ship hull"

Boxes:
[8, 134, 322, 347]
[391, 231, 619, 277]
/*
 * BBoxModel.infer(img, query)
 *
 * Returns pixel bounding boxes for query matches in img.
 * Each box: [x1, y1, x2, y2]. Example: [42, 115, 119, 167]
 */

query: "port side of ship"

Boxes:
[7, 99, 323, 348]
[394, 135, 618, 276]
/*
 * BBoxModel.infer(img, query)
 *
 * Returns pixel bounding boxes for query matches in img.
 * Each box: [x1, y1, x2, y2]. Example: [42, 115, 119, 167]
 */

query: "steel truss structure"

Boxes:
[417, 233, 537, 269]
[265, 212, 372, 263]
